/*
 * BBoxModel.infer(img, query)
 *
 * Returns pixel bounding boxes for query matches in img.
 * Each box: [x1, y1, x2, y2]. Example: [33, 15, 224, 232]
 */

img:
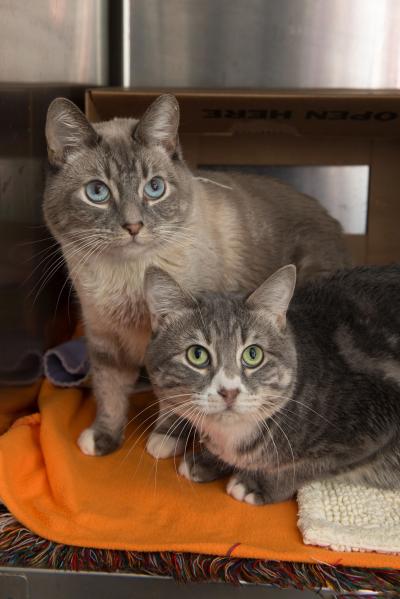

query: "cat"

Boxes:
[144, 265, 400, 504]
[43, 93, 350, 457]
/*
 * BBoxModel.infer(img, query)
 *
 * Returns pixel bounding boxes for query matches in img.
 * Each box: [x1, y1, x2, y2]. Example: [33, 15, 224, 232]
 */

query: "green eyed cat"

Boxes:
[145, 265, 400, 504]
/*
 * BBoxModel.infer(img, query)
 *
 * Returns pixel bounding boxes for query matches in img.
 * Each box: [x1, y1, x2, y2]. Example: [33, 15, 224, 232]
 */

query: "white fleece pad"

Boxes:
[297, 480, 400, 554]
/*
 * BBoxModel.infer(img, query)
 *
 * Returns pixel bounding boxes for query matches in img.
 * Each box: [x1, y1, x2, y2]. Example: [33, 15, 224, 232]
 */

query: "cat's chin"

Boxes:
[111, 240, 153, 258]
[212, 409, 248, 422]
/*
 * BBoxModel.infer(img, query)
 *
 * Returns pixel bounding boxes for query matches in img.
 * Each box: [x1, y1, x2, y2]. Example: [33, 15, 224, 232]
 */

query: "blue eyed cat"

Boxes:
[144, 265, 400, 504]
[43, 94, 349, 457]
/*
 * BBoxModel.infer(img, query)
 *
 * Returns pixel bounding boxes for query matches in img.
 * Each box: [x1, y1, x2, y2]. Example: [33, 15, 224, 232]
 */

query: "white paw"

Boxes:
[78, 428, 96, 456]
[226, 476, 257, 504]
[243, 492, 258, 505]
[178, 458, 193, 480]
[146, 431, 184, 459]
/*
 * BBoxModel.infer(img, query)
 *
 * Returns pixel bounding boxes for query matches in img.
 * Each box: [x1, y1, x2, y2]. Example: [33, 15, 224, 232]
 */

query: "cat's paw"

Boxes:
[226, 475, 266, 505]
[178, 455, 222, 483]
[78, 427, 122, 456]
[146, 431, 184, 459]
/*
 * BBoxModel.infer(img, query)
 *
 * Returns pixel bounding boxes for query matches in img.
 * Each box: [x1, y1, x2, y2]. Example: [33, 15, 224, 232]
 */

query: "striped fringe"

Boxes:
[0, 506, 399, 595]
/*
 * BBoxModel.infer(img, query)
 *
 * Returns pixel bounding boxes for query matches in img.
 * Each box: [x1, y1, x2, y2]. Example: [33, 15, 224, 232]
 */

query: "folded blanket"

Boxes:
[297, 480, 400, 554]
[1, 380, 400, 569]
[44, 338, 90, 387]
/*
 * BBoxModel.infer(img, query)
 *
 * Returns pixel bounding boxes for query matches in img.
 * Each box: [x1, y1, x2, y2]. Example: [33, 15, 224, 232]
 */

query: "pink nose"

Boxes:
[218, 387, 240, 407]
[123, 222, 143, 236]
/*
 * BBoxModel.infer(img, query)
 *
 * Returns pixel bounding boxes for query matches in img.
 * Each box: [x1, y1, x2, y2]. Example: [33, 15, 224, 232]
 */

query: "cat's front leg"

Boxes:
[179, 448, 233, 483]
[227, 471, 295, 505]
[78, 360, 139, 457]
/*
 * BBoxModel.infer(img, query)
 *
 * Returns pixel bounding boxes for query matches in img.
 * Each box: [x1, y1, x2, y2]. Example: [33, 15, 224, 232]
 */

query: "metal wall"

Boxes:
[0, 0, 108, 83]
[0, 1, 108, 386]
[123, 0, 400, 88]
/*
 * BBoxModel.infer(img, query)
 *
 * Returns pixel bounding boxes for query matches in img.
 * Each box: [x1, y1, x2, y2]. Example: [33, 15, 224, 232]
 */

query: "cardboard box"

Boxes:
[86, 89, 400, 266]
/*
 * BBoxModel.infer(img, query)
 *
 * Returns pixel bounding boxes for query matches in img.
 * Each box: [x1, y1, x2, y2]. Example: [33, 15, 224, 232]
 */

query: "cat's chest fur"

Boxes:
[72, 257, 150, 332]
[202, 418, 267, 470]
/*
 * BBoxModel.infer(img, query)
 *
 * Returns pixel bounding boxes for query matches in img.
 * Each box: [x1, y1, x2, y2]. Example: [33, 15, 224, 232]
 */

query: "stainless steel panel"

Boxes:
[0, 568, 342, 598]
[202, 166, 369, 235]
[0, 0, 108, 84]
[0, 1, 109, 386]
[0, 573, 28, 599]
[126, 0, 400, 88]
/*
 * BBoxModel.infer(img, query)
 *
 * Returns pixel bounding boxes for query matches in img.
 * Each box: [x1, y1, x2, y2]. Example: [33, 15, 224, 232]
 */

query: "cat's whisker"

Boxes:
[122, 402, 160, 431]
[159, 231, 196, 244]
[29, 253, 69, 302]
[183, 409, 207, 496]
[253, 414, 281, 485]
[18, 235, 59, 249]
[122, 406, 179, 451]
[26, 223, 50, 229]
[66, 278, 75, 323]
[172, 416, 196, 484]
[132, 407, 195, 487]
[116, 418, 160, 472]
[118, 402, 196, 469]
[272, 396, 335, 427]
[122, 394, 193, 431]
[23, 242, 62, 265]
[279, 406, 316, 430]
[191, 409, 205, 470]
[172, 407, 202, 493]
[22, 227, 111, 248]
[152, 407, 197, 491]
[67, 239, 111, 279]
[23, 244, 64, 285]
[288, 401, 336, 427]
[130, 402, 192, 445]
[31, 240, 99, 306]
[52, 239, 112, 320]
[62, 242, 106, 323]
[183, 411, 200, 483]
[25, 231, 104, 262]
[269, 414, 296, 494]
[157, 393, 193, 401]
[27, 235, 105, 300]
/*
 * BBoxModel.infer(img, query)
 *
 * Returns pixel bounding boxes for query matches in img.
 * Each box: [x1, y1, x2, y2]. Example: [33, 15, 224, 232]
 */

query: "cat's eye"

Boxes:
[186, 345, 210, 369]
[144, 176, 166, 200]
[85, 180, 111, 204]
[242, 345, 264, 368]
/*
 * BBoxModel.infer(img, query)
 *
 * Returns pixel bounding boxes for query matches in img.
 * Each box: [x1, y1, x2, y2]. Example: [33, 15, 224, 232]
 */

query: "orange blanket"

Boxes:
[1, 379, 400, 569]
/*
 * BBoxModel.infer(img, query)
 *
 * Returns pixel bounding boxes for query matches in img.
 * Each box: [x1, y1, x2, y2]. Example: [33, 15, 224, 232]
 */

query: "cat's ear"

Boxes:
[134, 94, 180, 157]
[144, 267, 192, 330]
[45, 98, 99, 167]
[246, 265, 296, 330]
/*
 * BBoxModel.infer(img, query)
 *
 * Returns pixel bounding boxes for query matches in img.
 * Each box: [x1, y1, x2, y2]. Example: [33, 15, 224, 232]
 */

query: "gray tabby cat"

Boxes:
[144, 265, 400, 504]
[43, 94, 349, 457]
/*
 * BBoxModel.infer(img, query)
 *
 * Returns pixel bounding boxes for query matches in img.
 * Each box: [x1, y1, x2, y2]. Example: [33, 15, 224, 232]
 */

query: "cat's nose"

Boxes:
[123, 222, 143, 236]
[218, 387, 240, 407]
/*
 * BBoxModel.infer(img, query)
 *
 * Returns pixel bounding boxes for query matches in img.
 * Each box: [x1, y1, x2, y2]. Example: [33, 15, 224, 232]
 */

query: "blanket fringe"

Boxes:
[0, 506, 399, 595]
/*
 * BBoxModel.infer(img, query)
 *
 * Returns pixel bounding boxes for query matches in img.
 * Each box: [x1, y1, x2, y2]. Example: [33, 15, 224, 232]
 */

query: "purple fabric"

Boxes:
[44, 337, 90, 387]
[44, 337, 152, 391]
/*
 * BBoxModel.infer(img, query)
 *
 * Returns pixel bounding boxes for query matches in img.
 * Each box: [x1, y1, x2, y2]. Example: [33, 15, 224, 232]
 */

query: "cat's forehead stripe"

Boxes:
[141, 162, 149, 181]
[192, 329, 209, 346]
